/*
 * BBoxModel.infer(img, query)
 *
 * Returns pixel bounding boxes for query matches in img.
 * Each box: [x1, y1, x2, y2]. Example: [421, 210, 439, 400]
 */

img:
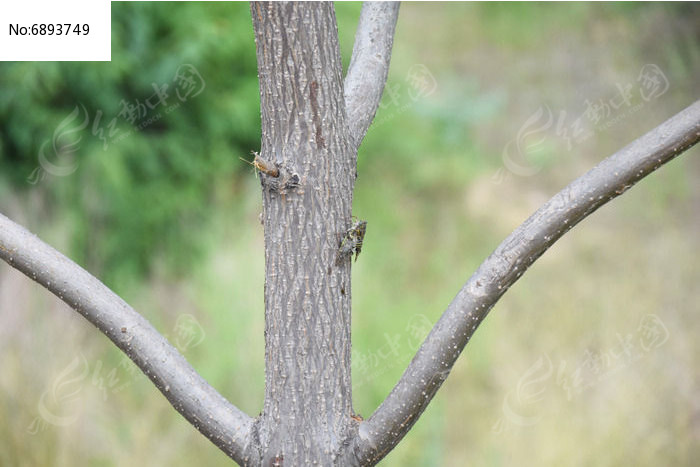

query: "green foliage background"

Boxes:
[0, 2, 698, 466]
[0, 2, 261, 290]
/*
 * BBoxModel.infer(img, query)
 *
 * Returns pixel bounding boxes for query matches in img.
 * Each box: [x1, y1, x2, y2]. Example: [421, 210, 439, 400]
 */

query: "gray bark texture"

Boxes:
[0, 1, 698, 466]
[249, 1, 356, 464]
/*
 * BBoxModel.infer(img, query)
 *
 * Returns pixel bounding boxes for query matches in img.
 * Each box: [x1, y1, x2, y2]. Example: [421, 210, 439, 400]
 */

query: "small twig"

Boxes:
[344, 2, 400, 152]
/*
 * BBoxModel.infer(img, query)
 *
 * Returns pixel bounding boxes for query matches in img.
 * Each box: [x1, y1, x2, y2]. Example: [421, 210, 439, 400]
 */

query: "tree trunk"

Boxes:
[250, 2, 356, 464]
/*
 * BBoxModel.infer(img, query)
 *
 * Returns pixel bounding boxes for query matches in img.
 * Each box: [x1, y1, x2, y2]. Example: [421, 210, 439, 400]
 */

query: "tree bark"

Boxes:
[249, 2, 356, 464]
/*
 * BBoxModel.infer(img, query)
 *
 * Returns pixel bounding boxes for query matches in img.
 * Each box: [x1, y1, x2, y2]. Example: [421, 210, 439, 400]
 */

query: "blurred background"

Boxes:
[1, 2, 698, 466]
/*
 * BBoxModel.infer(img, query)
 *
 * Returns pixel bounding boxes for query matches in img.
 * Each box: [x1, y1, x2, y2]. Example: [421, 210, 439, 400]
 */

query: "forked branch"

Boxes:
[0, 215, 254, 464]
[343, 100, 700, 465]
[344, 2, 400, 151]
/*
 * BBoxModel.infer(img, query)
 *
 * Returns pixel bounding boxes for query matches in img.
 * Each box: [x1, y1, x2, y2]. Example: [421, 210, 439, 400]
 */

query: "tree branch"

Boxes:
[0, 214, 253, 464]
[344, 100, 700, 465]
[344, 1, 400, 152]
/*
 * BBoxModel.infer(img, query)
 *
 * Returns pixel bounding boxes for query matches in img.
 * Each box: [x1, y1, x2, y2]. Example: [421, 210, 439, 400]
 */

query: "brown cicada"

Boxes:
[240, 151, 279, 178]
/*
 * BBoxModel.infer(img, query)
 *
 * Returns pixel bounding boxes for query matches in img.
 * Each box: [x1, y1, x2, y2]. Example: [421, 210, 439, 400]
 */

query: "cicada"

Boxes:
[240, 151, 279, 178]
[334, 219, 367, 266]
[351, 220, 367, 261]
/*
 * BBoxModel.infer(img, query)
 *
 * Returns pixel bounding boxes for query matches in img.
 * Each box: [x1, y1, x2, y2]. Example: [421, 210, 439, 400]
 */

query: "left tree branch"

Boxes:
[344, 1, 400, 151]
[0, 213, 253, 464]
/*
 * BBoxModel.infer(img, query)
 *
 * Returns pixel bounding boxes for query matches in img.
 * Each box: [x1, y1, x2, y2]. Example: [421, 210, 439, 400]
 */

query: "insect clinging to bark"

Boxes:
[351, 220, 367, 261]
[334, 218, 367, 266]
[240, 151, 279, 178]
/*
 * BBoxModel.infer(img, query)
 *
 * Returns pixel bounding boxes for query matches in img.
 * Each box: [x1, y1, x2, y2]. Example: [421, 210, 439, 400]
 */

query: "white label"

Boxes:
[0, 0, 111, 61]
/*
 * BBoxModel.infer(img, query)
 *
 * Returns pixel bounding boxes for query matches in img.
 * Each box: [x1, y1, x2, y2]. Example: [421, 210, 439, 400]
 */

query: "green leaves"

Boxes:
[0, 3, 260, 290]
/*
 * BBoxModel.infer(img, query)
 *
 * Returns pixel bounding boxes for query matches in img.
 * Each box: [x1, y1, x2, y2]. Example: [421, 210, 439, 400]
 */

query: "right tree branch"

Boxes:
[344, 2, 400, 151]
[343, 99, 700, 465]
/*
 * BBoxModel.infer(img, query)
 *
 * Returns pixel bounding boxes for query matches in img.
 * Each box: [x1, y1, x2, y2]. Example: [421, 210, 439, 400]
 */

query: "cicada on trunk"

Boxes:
[334, 219, 367, 266]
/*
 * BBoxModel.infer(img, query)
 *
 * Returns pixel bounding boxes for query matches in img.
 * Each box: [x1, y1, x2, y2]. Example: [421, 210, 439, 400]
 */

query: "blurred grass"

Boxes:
[1, 2, 699, 466]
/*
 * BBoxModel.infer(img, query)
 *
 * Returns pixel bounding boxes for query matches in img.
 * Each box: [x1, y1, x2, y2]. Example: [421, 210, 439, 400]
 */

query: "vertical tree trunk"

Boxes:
[250, 2, 356, 464]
